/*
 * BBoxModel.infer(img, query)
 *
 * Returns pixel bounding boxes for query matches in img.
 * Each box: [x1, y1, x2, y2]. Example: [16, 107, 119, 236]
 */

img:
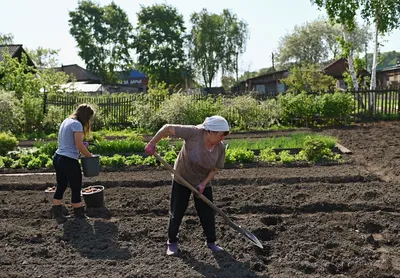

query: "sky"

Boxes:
[1, 0, 399, 85]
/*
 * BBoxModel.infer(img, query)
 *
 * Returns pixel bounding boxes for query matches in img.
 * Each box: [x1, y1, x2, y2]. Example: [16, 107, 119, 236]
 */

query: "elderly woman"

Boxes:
[145, 115, 229, 256]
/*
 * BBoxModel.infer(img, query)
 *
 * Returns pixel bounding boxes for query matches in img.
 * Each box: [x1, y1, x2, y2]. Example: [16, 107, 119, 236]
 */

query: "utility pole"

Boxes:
[272, 53, 275, 71]
[235, 52, 239, 82]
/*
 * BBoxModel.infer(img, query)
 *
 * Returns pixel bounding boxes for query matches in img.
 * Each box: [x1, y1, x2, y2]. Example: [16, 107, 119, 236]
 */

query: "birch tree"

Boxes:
[360, 0, 400, 90]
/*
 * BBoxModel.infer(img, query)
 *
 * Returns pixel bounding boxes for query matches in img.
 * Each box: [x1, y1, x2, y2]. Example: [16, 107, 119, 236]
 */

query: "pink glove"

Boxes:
[145, 143, 156, 155]
[197, 183, 206, 194]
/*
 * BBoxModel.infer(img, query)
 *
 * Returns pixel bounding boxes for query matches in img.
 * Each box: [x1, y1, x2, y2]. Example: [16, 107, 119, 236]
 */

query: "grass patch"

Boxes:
[225, 133, 337, 150]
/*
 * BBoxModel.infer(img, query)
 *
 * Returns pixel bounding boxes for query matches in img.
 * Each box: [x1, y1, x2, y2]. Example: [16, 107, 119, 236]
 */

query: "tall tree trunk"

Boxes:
[370, 23, 379, 90]
[342, 25, 359, 91]
[343, 24, 364, 109]
[368, 23, 379, 113]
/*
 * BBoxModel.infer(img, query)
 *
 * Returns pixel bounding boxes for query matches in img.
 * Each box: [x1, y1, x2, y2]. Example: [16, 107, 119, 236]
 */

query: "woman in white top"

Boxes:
[52, 104, 94, 223]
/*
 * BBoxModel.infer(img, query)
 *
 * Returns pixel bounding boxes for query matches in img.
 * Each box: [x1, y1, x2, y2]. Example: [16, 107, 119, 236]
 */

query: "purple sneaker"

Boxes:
[206, 242, 224, 252]
[166, 240, 179, 256]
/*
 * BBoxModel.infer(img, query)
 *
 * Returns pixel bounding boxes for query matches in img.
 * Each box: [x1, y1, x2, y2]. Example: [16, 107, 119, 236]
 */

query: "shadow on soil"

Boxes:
[61, 219, 131, 260]
[180, 249, 269, 278]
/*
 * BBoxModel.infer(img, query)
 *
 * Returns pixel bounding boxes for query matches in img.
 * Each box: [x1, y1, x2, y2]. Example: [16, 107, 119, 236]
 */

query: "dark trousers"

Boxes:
[168, 180, 216, 243]
[53, 154, 82, 204]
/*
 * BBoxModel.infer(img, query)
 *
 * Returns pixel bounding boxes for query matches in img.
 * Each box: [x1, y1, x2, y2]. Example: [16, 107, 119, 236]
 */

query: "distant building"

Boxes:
[0, 44, 36, 68]
[53, 64, 101, 83]
[233, 70, 289, 96]
[376, 62, 400, 88]
[322, 58, 370, 90]
[117, 70, 149, 93]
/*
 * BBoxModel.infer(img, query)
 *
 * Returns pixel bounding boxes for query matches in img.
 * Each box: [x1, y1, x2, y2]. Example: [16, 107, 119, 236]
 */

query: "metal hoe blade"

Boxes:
[154, 152, 263, 249]
[235, 225, 263, 249]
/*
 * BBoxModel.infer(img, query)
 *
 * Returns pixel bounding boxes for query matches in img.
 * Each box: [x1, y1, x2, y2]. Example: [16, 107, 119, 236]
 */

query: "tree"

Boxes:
[0, 52, 40, 99]
[26, 47, 60, 68]
[133, 4, 186, 87]
[276, 18, 370, 68]
[0, 33, 14, 44]
[26, 47, 70, 95]
[220, 10, 249, 81]
[311, 0, 362, 91]
[188, 9, 248, 88]
[360, 0, 400, 89]
[69, 0, 134, 84]
[281, 64, 337, 94]
[221, 75, 236, 91]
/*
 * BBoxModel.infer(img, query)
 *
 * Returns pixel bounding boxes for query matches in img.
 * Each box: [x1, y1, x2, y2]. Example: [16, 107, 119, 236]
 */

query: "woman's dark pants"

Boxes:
[168, 180, 216, 243]
[53, 154, 82, 204]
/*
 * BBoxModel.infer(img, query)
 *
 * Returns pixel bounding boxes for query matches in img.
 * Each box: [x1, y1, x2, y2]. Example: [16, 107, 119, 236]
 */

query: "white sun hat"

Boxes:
[197, 115, 230, 132]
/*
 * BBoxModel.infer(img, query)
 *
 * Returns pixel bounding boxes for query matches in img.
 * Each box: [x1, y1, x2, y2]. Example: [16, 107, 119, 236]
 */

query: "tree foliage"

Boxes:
[188, 9, 248, 88]
[69, 0, 134, 84]
[133, 4, 186, 86]
[277, 18, 370, 67]
[0, 33, 14, 44]
[281, 64, 337, 94]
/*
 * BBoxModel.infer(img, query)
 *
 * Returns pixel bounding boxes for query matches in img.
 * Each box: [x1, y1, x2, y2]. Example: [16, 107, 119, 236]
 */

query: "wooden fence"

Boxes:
[44, 89, 400, 128]
[351, 89, 400, 120]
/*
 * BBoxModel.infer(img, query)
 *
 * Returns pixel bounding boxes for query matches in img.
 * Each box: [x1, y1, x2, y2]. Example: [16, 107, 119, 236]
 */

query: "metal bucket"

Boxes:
[82, 185, 104, 208]
[81, 155, 100, 177]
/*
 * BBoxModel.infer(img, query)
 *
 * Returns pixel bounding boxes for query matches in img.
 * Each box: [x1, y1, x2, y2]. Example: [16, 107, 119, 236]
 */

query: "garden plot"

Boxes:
[1, 122, 400, 278]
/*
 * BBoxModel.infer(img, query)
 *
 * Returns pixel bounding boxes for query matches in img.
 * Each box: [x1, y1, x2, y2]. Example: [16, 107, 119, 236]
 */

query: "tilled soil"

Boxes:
[2, 122, 400, 278]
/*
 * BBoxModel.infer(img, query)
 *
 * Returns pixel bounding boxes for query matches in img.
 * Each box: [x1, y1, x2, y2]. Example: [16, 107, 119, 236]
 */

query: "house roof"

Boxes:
[323, 57, 369, 77]
[377, 64, 400, 72]
[0, 44, 36, 67]
[53, 64, 101, 82]
[246, 69, 289, 81]
[60, 81, 104, 93]
[0, 44, 22, 61]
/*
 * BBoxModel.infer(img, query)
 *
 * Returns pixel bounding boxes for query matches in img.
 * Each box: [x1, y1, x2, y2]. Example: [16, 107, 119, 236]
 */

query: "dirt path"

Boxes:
[2, 122, 400, 277]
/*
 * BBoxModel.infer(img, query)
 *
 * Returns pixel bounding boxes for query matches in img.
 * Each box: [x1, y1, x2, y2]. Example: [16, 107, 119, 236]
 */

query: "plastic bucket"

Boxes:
[82, 185, 104, 208]
[44, 187, 56, 204]
[81, 155, 100, 177]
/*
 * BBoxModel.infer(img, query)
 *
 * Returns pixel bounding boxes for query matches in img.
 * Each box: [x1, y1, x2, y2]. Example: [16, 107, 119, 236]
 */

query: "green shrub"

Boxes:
[0, 156, 13, 168]
[27, 157, 42, 169]
[143, 156, 157, 166]
[35, 141, 58, 156]
[126, 154, 144, 166]
[225, 149, 255, 164]
[43, 106, 65, 133]
[22, 94, 44, 134]
[259, 148, 278, 162]
[163, 150, 177, 165]
[301, 137, 337, 162]
[0, 91, 23, 134]
[0, 132, 18, 156]
[278, 150, 295, 164]
[11, 160, 23, 169]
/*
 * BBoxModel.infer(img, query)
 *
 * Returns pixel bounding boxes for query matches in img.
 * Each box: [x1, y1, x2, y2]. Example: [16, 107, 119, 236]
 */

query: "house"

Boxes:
[117, 70, 149, 93]
[59, 81, 106, 95]
[376, 62, 400, 88]
[322, 58, 370, 90]
[53, 64, 101, 83]
[0, 44, 36, 68]
[234, 70, 290, 96]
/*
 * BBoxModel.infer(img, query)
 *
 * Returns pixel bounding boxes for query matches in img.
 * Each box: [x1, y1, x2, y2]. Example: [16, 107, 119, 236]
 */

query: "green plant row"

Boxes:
[0, 138, 341, 170]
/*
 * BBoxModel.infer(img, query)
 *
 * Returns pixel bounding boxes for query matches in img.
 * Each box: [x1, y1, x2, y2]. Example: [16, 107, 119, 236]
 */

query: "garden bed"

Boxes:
[1, 122, 400, 277]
